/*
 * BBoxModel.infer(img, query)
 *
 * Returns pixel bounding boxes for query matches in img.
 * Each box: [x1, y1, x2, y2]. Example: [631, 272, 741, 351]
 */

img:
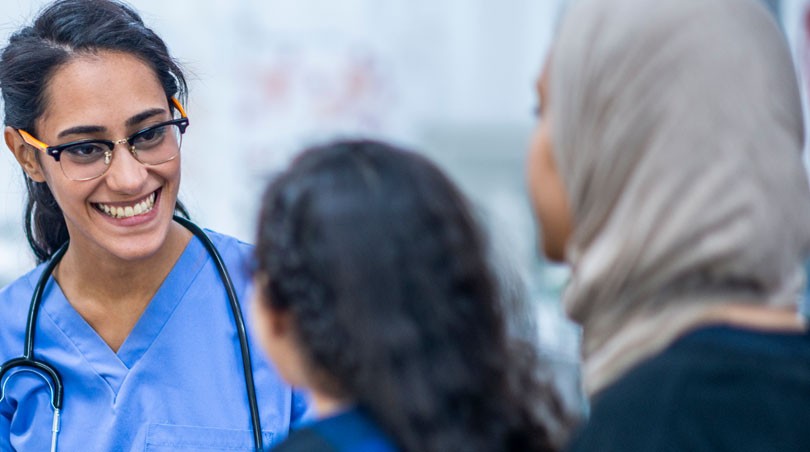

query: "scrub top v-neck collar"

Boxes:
[37, 236, 207, 395]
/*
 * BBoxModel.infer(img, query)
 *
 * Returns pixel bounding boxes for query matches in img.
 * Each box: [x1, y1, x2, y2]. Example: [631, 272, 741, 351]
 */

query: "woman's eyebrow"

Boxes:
[55, 108, 168, 139]
[57, 125, 105, 139]
[125, 108, 167, 127]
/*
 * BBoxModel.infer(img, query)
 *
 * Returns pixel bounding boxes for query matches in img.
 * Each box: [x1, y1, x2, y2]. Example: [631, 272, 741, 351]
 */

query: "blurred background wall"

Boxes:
[1, 0, 808, 402]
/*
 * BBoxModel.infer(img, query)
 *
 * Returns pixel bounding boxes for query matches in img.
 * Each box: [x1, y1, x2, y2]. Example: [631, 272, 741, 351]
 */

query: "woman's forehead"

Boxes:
[38, 51, 166, 132]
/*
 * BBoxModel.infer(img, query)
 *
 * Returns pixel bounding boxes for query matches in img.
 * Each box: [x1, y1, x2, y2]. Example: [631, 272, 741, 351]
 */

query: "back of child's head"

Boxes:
[254, 139, 562, 452]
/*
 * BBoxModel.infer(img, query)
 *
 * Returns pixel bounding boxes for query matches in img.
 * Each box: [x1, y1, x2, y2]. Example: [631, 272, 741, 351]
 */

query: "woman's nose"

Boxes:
[103, 143, 148, 193]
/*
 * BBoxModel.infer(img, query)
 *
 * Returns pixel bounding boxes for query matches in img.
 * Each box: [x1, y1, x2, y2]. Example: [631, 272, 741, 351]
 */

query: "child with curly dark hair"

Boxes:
[252, 139, 568, 452]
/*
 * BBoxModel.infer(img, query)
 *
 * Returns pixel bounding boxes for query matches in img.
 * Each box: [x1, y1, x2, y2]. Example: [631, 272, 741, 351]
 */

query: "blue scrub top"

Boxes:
[0, 230, 308, 451]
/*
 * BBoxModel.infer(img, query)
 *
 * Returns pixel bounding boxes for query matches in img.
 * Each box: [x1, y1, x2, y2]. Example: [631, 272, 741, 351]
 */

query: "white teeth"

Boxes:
[97, 192, 156, 219]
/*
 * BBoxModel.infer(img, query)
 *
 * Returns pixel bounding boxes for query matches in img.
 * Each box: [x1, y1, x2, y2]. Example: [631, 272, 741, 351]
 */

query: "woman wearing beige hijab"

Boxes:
[528, 0, 810, 449]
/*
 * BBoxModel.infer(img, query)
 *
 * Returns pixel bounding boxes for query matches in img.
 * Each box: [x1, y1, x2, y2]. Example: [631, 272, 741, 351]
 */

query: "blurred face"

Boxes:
[10, 51, 181, 262]
[527, 63, 573, 262]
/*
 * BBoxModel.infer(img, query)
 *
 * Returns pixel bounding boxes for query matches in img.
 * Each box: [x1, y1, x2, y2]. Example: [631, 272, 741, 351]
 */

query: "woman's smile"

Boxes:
[93, 189, 158, 219]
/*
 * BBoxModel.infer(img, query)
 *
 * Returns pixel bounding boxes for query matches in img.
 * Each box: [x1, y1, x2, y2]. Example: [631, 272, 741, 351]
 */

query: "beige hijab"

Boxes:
[549, 0, 810, 395]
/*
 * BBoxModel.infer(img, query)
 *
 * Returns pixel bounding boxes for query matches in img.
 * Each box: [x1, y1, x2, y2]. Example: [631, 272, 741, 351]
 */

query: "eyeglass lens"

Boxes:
[59, 122, 184, 181]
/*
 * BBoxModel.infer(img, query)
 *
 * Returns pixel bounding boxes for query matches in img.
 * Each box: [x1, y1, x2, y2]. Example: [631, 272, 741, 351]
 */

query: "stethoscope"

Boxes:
[0, 216, 265, 452]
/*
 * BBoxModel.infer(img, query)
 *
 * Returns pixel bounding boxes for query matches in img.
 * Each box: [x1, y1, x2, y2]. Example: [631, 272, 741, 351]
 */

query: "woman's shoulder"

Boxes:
[0, 263, 47, 308]
[185, 228, 254, 277]
[192, 228, 256, 294]
[568, 326, 810, 452]
[201, 229, 254, 260]
[0, 264, 48, 353]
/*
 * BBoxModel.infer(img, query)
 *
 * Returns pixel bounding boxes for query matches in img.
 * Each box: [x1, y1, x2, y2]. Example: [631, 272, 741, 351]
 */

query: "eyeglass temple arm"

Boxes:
[170, 97, 188, 118]
[17, 129, 49, 153]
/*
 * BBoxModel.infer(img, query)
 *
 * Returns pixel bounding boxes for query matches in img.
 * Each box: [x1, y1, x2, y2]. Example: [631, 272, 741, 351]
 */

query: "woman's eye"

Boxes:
[133, 125, 167, 148]
[63, 143, 106, 161]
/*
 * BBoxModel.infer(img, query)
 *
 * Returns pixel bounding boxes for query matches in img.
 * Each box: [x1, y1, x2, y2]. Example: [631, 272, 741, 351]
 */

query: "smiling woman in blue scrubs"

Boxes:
[0, 1, 306, 450]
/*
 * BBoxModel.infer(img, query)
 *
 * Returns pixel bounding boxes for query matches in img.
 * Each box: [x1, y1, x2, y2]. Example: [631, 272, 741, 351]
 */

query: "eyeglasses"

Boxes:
[17, 97, 190, 181]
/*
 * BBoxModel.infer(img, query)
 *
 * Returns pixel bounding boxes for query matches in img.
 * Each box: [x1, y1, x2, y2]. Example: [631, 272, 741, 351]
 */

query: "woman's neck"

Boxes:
[56, 221, 191, 299]
[309, 389, 352, 419]
[702, 303, 807, 332]
[52, 221, 192, 351]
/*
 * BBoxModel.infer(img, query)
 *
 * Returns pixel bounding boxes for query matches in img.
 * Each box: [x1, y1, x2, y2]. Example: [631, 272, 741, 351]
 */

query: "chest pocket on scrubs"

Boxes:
[145, 423, 278, 451]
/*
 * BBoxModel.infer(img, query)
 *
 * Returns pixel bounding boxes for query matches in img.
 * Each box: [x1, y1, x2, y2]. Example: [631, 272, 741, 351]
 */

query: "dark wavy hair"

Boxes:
[255, 139, 565, 452]
[0, 0, 188, 263]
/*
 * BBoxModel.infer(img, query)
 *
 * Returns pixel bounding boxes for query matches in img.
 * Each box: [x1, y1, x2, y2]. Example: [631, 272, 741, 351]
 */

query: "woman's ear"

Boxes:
[5, 126, 46, 182]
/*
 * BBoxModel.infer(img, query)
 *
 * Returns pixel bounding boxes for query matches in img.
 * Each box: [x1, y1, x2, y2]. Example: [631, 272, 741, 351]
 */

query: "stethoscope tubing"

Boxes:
[173, 216, 264, 451]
